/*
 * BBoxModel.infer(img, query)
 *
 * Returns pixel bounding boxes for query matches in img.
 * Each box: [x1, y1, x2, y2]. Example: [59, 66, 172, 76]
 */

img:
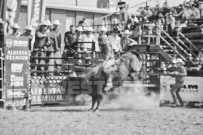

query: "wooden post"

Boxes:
[138, 24, 142, 45]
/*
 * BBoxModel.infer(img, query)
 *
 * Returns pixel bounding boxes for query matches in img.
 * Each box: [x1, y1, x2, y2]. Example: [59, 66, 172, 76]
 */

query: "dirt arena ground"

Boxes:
[0, 93, 203, 135]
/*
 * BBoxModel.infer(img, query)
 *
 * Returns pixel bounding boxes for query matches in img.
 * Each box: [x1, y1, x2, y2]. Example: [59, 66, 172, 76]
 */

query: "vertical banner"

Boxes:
[30, 0, 46, 27]
[4, 36, 30, 109]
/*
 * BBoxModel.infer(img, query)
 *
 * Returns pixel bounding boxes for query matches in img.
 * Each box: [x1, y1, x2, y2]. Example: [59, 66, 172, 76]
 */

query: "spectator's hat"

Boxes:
[46, 20, 52, 26]
[24, 25, 33, 31]
[13, 23, 20, 29]
[86, 27, 93, 32]
[113, 28, 120, 33]
[100, 27, 107, 32]
[171, 58, 177, 64]
[188, 53, 192, 57]
[38, 21, 48, 26]
[176, 58, 185, 65]
[124, 29, 130, 35]
[53, 20, 62, 25]
[76, 26, 83, 32]
[0, 18, 4, 24]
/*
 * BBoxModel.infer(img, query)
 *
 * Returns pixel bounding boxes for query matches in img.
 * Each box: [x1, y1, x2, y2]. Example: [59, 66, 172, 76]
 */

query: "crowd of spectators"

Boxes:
[0, 0, 202, 76]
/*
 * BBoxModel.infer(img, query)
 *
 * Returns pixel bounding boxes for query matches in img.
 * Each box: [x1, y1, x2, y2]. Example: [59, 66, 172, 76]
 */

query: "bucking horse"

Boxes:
[62, 50, 145, 112]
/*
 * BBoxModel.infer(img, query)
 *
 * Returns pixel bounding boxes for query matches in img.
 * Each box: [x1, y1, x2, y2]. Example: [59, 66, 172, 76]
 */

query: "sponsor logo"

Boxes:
[11, 63, 23, 73]
[7, 89, 26, 98]
[10, 75, 24, 87]
[6, 39, 13, 48]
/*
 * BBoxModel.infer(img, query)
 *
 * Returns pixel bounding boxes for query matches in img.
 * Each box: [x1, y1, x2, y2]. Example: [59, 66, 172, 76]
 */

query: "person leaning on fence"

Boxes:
[10, 23, 21, 37]
[170, 58, 187, 107]
[48, 20, 62, 75]
[0, 18, 5, 48]
[32, 21, 49, 76]
[121, 29, 137, 52]
[75, 26, 84, 52]
[64, 25, 77, 57]
[21, 25, 33, 50]
[82, 27, 96, 65]
[108, 28, 122, 58]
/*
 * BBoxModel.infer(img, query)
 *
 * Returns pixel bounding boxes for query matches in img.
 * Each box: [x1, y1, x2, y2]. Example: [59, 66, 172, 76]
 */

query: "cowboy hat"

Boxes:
[176, 58, 185, 65]
[124, 29, 131, 35]
[113, 28, 120, 33]
[24, 25, 33, 31]
[52, 20, 62, 25]
[13, 23, 20, 29]
[38, 21, 48, 26]
[0, 18, 4, 24]
[100, 27, 107, 32]
[86, 27, 93, 32]
[46, 20, 52, 26]
[76, 26, 83, 32]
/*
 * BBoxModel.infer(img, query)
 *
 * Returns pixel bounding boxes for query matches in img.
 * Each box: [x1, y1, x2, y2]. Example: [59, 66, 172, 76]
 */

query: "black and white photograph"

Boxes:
[0, 0, 203, 135]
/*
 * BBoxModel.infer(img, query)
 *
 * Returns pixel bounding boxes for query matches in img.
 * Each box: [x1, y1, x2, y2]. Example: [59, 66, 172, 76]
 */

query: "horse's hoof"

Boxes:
[88, 108, 94, 112]
[94, 109, 99, 113]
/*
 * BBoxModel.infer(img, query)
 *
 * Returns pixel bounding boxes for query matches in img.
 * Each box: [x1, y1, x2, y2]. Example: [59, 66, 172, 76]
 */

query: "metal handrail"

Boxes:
[156, 25, 188, 61]
[158, 34, 186, 61]
[178, 31, 199, 57]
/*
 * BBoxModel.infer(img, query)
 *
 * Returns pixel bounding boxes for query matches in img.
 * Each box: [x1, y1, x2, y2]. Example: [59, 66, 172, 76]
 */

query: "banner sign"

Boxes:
[160, 76, 203, 102]
[30, 0, 45, 27]
[4, 36, 30, 108]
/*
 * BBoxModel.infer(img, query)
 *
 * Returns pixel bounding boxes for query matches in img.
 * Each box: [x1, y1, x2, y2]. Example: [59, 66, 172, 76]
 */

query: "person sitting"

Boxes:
[121, 29, 137, 52]
[177, 5, 192, 19]
[191, 4, 200, 18]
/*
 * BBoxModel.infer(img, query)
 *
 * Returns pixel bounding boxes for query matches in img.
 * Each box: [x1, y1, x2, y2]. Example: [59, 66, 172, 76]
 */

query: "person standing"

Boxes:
[64, 25, 77, 54]
[48, 20, 62, 75]
[170, 58, 187, 107]
[21, 25, 33, 50]
[33, 21, 49, 76]
[166, 12, 176, 34]
[10, 23, 21, 37]
[116, 0, 128, 23]
[108, 28, 122, 57]
[121, 29, 137, 52]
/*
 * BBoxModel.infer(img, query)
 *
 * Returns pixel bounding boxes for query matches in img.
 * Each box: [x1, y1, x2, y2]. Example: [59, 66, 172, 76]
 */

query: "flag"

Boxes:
[0, 0, 7, 20]
[29, 0, 46, 27]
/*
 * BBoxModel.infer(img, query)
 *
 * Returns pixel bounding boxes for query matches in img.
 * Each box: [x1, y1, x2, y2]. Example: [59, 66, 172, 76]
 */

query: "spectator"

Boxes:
[141, 6, 152, 19]
[82, 27, 96, 52]
[75, 26, 84, 52]
[45, 20, 52, 34]
[166, 12, 176, 33]
[21, 25, 34, 50]
[64, 25, 77, 56]
[177, 5, 192, 19]
[121, 29, 137, 52]
[112, 18, 122, 31]
[116, 0, 128, 23]
[0, 18, 4, 48]
[10, 23, 21, 37]
[157, 13, 165, 29]
[49, 20, 62, 75]
[108, 28, 122, 57]
[33, 21, 49, 76]
[198, 1, 203, 18]
[191, 4, 200, 18]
